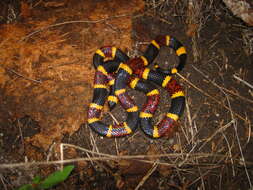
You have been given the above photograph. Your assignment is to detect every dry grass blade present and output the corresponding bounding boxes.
[188,169,212,188]
[197,159,205,190]
[176,73,249,124]
[225,93,252,188]
[221,133,235,176]
[89,127,100,165]
[198,120,235,151]
[3,142,250,169]
[192,65,253,104]
[178,143,198,167]
[0,174,8,190]
[246,119,252,144]
[46,142,56,162]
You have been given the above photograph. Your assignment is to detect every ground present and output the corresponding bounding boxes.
[0,0,252,190]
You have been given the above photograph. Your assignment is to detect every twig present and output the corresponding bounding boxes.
[60,143,64,171]
[196,158,206,190]
[115,138,119,155]
[176,73,249,124]
[46,142,56,162]
[108,112,120,125]
[6,67,42,83]
[178,143,198,167]
[31,0,43,8]
[246,118,251,144]
[179,119,189,144]
[198,120,235,151]
[0,174,8,190]
[20,14,134,42]
[188,169,211,188]
[1,154,252,169]
[2,142,248,169]
[185,97,194,143]
[192,65,253,104]
[17,120,25,155]
[176,132,183,160]
[89,127,100,165]
[134,162,158,190]
[227,99,252,188]
[221,133,235,176]
[233,74,253,90]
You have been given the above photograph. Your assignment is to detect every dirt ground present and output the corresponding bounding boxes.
[0,0,252,189]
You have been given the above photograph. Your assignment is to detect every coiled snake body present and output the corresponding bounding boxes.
[87,35,187,138]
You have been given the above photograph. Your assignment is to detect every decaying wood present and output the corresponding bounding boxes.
[223,0,253,26]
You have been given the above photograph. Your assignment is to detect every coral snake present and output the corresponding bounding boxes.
[87,35,187,138]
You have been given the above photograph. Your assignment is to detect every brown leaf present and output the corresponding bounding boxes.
[173,144,182,152]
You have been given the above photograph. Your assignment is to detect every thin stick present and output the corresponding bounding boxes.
[20,14,133,41]
[185,97,194,143]
[89,128,100,166]
[134,162,158,190]
[115,138,119,155]
[1,141,245,169]
[1,153,252,169]
[228,103,252,188]
[188,169,211,188]
[192,65,253,104]
[46,142,56,162]
[0,174,8,190]
[198,120,235,151]
[177,132,183,159]
[197,159,206,190]
[6,68,42,83]
[221,85,252,187]
[179,119,189,144]
[176,73,249,124]
[246,118,251,144]
[108,112,120,125]
[233,74,253,89]
[178,143,198,167]
[17,120,25,154]
[219,87,253,104]
[60,143,64,171]
[221,133,235,176]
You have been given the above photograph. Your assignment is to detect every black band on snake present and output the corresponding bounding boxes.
[88,46,139,137]
[87,35,186,138]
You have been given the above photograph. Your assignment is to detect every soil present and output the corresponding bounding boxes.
[0,0,252,190]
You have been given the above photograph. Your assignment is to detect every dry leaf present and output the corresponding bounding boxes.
[173,144,181,152]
